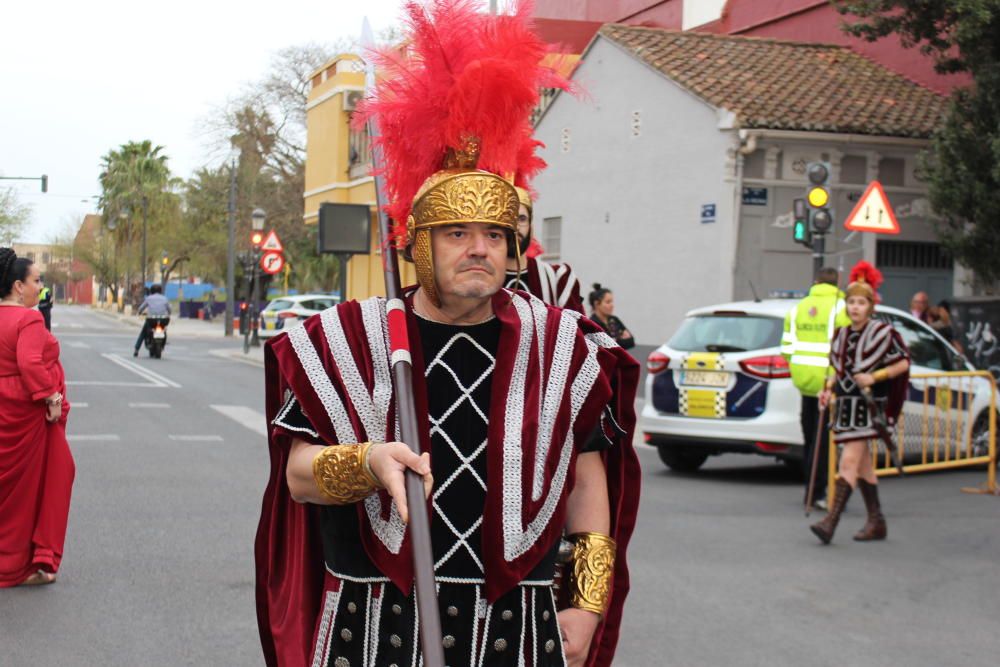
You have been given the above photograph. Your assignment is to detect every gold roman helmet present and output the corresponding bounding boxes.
[405,137,520,306]
[846,279,875,303]
[845,261,882,309]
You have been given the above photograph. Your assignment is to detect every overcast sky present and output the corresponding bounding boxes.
[1,0,403,243]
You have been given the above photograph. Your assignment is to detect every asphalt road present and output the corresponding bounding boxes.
[2,306,997,666]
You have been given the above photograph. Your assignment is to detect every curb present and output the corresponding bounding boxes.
[209,348,265,368]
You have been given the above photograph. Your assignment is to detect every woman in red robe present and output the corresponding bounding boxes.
[0,248,74,587]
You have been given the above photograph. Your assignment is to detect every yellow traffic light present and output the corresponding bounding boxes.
[807,186,829,208]
[251,232,264,246]
[161,256,169,266]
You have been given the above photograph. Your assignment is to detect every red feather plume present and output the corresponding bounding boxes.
[355,0,571,243]
[849,260,883,291]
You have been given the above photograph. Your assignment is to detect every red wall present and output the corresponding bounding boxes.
[534,0,681,24]
[714,1,968,94]
[533,0,968,95]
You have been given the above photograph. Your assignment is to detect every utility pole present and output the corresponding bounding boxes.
[225,159,237,337]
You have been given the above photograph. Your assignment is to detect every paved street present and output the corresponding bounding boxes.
[2,306,998,666]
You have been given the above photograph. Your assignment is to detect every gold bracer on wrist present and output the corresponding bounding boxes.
[312,443,382,504]
[873,368,890,383]
[566,532,617,617]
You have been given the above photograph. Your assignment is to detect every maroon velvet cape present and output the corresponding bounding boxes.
[255,290,640,667]
[521,257,585,315]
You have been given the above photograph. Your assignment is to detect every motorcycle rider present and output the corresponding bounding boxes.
[134,284,171,357]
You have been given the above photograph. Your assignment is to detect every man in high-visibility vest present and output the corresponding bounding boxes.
[782,267,849,508]
[37,279,53,331]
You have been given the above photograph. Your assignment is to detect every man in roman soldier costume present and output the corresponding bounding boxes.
[505,186,584,314]
[811,261,910,545]
[254,2,641,666]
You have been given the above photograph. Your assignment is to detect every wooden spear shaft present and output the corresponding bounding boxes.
[362,27,445,666]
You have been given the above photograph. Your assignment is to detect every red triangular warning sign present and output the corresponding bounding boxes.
[844,181,900,235]
[260,230,283,252]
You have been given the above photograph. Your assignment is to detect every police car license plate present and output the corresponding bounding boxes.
[153,329,166,339]
[681,370,728,387]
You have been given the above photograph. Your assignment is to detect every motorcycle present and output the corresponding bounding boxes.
[143,316,169,358]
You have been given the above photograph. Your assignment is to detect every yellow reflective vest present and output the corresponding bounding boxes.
[781,283,850,397]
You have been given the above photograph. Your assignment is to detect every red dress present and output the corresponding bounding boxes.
[0,306,74,587]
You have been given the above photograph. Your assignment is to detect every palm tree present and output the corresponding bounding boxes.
[98,141,172,307]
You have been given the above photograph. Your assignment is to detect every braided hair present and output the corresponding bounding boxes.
[0,248,34,299]
[588,283,612,311]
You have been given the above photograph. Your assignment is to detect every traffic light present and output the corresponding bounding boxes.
[161,251,169,267]
[806,162,834,234]
[40,174,48,193]
[251,231,264,247]
[792,198,811,247]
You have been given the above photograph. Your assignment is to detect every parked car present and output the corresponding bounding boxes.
[258,294,340,339]
[641,299,996,473]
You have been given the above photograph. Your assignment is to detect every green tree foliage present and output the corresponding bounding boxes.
[834,0,1000,285]
[0,188,32,245]
[98,140,181,303]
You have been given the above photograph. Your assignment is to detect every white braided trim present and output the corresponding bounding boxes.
[321,306,382,440]
[533,309,577,500]
[501,294,604,562]
[287,324,357,444]
[311,589,341,667]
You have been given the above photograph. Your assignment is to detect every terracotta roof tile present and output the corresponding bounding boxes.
[599,25,947,138]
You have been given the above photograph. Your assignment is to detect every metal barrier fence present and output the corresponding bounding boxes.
[828,370,998,499]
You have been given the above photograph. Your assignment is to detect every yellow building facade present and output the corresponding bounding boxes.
[304,53,414,301]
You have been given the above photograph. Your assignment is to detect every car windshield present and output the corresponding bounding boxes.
[265,299,294,311]
[668,315,783,352]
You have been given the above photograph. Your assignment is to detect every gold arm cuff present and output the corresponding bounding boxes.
[873,368,890,383]
[566,532,617,617]
[312,443,382,504]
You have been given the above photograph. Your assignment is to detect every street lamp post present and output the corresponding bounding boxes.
[225,159,237,337]
[119,210,130,312]
[104,216,118,305]
[249,208,266,349]
[141,194,149,292]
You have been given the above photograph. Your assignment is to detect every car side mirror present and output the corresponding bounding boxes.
[951,352,968,370]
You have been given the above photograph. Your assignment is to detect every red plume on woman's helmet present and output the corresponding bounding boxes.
[849,260,883,291]
[354,0,571,244]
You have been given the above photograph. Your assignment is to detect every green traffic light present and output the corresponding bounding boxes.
[793,219,808,242]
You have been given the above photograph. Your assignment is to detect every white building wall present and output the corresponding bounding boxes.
[533,37,737,345]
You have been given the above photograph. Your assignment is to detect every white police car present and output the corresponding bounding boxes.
[259,294,340,339]
[641,300,995,473]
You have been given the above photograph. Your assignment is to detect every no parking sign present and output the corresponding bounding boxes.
[260,251,285,274]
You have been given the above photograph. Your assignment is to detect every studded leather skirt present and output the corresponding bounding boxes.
[310,571,567,667]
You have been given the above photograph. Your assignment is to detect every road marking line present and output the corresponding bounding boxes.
[68,434,121,442]
[128,402,171,408]
[72,402,89,408]
[68,341,91,349]
[66,381,155,387]
[210,405,268,437]
[102,353,182,388]
[168,435,224,442]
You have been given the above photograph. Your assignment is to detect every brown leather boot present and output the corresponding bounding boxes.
[810,478,852,545]
[854,478,887,541]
